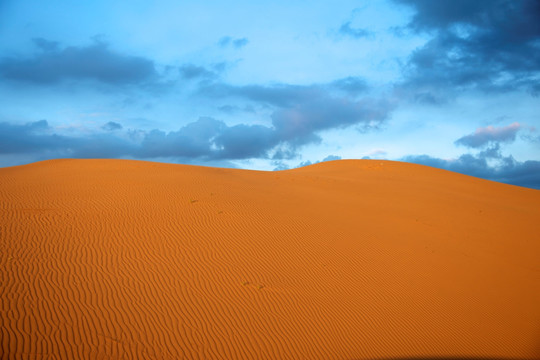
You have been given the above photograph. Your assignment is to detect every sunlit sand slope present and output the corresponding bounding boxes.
[1,159,539,359]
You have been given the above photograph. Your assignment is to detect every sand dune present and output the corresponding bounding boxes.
[1,159,539,359]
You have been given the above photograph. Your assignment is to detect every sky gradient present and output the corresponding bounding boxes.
[1,0,539,188]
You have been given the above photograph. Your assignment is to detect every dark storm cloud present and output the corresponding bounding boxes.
[339,22,372,38]
[394,0,540,96]
[102,121,123,131]
[455,123,521,148]
[0,38,158,86]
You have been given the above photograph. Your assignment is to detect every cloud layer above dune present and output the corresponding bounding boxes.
[0,0,539,187]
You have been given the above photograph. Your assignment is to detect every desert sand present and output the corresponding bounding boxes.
[0,159,539,359]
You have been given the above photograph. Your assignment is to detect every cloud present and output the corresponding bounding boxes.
[218,36,232,47]
[218,36,249,48]
[217,104,255,114]
[402,152,540,189]
[0,89,388,164]
[394,0,540,96]
[455,122,521,148]
[178,64,217,80]
[138,117,225,158]
[270,96,388,146]
[0,118,269,162]
[0,38,158,86]
[339,21,372,38]
[401,122,539,188]
[288,154,343,170]
[0,120,71,154]
[32,38,60,52]
[199,82,391,147]
[136,117,278,160]
[330,77,369,95]
[3,119,539,189]
[322,155,342,162]
[232,38,249,48]
[214,124,277,159]
[395,0,497,31]
[102,121,123,131]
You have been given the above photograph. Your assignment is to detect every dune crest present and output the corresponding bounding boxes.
[1,159,539,359]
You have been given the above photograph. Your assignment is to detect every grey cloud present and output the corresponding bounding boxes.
[139,117,226,158]
[217,104,255,114]
[102,121,123,131]
[179,64,217,80]
[6,78,359,162]
[477,143,503,159]
[0,120,70,154]
[331,77,369,95]
[455,122,521,148]
[394,0,497,31]
[394,0,540,96]
[339,22,372,38]
[0,90,387,165]
[272,162,290,171]
[402,152,540,189]
[0,39,158,86]
[3,119,539,189]
[0,117,279,161]
[271,96,388,146]
[401,120,539,188]
[214,124,277,159]
[32,38,60,52]
[199,82,390,147]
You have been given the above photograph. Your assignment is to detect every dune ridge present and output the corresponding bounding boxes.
[1,159,539,359]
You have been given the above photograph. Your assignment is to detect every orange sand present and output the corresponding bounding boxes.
[1,159,539,359]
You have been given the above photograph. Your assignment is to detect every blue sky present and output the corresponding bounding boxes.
[1,0,539,188]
